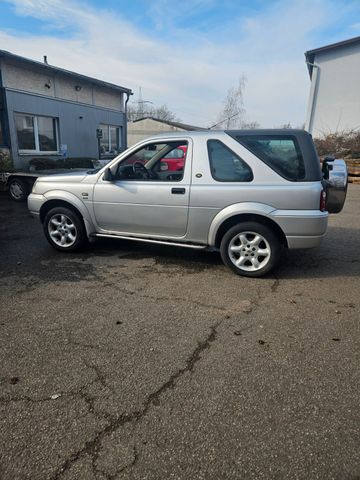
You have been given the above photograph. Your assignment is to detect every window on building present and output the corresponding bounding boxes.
[207,140,253,182]
[99,124,121,157]
[15,114,59,153]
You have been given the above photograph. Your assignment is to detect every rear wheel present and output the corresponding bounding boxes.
[220,222,281,277]
[8,178,28,202]
[43,207,85,252]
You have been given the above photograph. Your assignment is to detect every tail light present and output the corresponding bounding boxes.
[320,189,327,212]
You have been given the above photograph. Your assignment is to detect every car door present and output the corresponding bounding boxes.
[93,139,192,237]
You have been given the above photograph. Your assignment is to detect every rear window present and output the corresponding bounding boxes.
[234,135,306,181]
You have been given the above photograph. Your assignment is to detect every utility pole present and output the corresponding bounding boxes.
[135,87,153,119]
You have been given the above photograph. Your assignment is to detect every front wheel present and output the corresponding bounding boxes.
[220,222,281,277]
[43,207,86,252]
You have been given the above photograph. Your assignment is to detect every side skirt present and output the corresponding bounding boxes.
[93,233,208,250]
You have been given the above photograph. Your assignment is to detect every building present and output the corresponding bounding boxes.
[127,116,205,146]
[305,36,360,137]
[0,50,132,169]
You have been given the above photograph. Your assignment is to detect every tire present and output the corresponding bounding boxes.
[8,178,28,202]
[43,207,86,252]
[220,222,281,277]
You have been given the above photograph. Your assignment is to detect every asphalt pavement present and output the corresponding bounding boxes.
[0,186,359,480]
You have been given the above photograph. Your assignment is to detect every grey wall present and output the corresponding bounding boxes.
[5,90,126,169]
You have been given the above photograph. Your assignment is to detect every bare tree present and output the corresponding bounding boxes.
[152,104,180,122]
[127,103,180,122]
[211,76,259,130]
[212,75,247,129]
[127,103,143,122]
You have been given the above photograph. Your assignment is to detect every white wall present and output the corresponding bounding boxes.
[306,42,360,137]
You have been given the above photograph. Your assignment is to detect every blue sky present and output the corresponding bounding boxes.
[1,0,360,126]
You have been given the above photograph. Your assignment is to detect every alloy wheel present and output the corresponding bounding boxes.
[228,231,271,272]
[48,213,78,248]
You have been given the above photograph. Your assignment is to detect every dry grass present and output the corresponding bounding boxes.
[314,131,360,159]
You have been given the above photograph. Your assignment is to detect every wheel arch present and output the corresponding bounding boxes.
[213,213,288,249]
[40,199,80,222]
[39,195,95,237]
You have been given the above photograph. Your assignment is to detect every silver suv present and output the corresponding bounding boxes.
[28,130,347,277]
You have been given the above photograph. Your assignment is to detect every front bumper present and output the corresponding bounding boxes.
[27,193,45,216]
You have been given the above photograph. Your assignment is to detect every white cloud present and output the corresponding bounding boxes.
[0,0,343,127]
[146,0,217,31]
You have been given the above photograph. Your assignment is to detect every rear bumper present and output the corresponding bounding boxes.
[270,210,328,249]
[286,234,325,249]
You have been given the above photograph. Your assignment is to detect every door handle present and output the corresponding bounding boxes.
[171,188,185,194]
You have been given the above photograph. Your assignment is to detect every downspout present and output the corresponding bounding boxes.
[0,64,12,163]
[123,91,133,150]
[305,61,320,135]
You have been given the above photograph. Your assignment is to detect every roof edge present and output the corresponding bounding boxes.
[305,35,360,78]
[130,116,206,131]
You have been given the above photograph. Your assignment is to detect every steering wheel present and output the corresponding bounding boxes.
[132,161,150,179]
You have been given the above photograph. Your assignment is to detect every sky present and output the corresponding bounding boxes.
[1,0,360,128]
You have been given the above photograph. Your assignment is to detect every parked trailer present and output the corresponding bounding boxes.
[0,169,90,202]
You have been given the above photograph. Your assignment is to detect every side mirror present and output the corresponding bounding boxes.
[103,167,114,182]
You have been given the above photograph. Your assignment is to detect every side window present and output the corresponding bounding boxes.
[207,140,253,182]
[235,135,305,181]
[115,142,188,182]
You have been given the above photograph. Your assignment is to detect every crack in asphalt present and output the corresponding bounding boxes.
[0,390,91,404]
[77,386,115,424]
[2,258,276,479]
[49,322,220,480]
[82,360,115,394]
[98,280,276,316]
[96,445,139,480]
[0,387,110,426]
[0,395,67,404]
[0,364,115,423]
[87,285,228,313]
